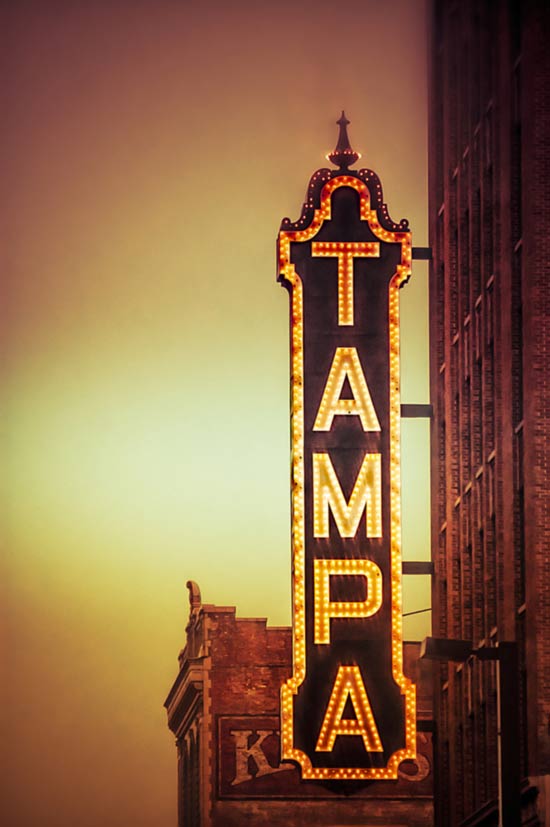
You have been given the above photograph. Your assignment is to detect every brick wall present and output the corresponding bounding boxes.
[166,591,433,827]
[428,1,550,824]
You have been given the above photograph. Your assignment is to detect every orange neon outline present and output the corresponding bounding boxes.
[278,175,416,780]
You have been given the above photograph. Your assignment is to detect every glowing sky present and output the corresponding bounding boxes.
[3,1,429,824]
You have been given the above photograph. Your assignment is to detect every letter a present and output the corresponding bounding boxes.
[316,666,383,753]
[314,347,380,432]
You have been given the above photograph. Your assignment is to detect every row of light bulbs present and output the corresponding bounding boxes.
[313,346,381,432]
[313,558,383,645]
[313,452,382,539]
[312,241,380,326]
[315,665,383,752]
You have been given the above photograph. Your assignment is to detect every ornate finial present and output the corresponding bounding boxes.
[327,111,360,170]
[186,580,202,612]
[184,580,203,656]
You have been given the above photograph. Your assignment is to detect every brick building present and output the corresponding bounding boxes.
[164,582,433,827]
[428,1,550,824]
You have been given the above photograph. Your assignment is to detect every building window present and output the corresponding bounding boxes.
[516,610,528,777]
[474,468,485,642]
[512,244,523,428]
[483,161,494,280]
[514,425,525,606]
[483,105,493,169]
[441,684,451,825]
[485,281,495,456]
[450,181,459,337]
[474,297,482,362]
[455,670,465,821]
[440,527,448,638]
[485,279,494,347]
[453,503,462,640]
[486,458,497,634]
[461,205,470,321]
[463,318,471,380]
[472,187,481,297]
[462,490,473,641]
[437,207,446,368]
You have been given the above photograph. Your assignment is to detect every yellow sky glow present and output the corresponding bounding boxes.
[3,1,429,824]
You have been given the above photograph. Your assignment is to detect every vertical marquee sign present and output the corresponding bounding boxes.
[278,114,416,780]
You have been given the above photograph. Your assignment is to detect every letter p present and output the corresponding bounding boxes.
[314,558,383,644]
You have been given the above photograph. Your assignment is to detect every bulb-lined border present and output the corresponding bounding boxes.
[278,175,416,780]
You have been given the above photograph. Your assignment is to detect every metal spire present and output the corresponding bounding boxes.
[327,111,360,170]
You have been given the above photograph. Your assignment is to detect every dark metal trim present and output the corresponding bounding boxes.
[402,561,435,575]
[412,246,432,260]
[401,403,433,418]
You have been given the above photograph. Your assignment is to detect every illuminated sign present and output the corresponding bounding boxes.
[277,114,416,780]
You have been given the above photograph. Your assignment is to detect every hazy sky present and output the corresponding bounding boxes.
[2,1,429,824]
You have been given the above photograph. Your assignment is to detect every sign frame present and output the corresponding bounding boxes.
[278,158,416,781]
